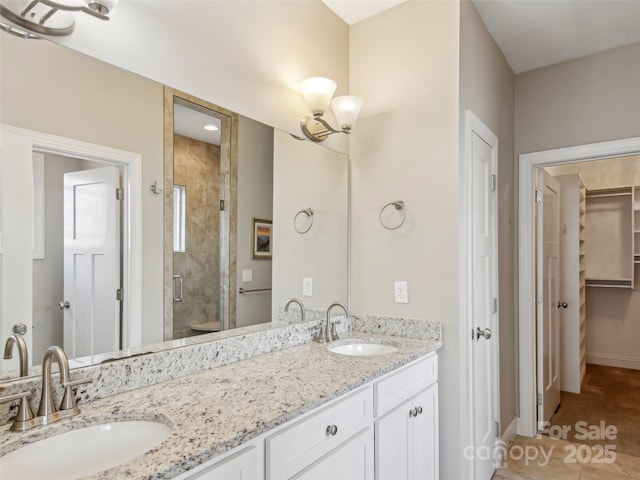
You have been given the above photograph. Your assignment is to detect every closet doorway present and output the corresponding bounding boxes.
[518,136,640,440]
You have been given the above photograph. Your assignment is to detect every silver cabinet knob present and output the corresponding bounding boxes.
[12,323,28,335]
[58,301,70,310]
[326,424,338,436]
[410,407,418,417]
[416,406,423,415]
[475,327,492,340]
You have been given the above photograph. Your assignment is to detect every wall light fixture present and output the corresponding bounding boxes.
[299,77,364,143]
[0,0,118,37]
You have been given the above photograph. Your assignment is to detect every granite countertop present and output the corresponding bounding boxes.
[0,331,441,479]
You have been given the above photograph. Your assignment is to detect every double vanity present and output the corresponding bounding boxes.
[0,316,441,479]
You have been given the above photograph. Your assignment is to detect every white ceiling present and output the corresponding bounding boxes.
[174,103,221,146]
[323,0,640,74]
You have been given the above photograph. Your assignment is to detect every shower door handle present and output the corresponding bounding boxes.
[173,274,183,303]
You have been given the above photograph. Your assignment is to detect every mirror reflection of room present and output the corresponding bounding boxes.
[0,30,348,378]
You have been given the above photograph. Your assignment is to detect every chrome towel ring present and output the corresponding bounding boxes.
[294,208,314,234]
[380,200,406,230]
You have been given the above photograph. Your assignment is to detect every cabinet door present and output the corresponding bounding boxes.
[181,446,260,480]
[293,428,373,480]
[375,398,410,480]
[409,384,438,480]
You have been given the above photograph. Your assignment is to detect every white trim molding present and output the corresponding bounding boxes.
[518,135,640,437]
[0,124,143,350]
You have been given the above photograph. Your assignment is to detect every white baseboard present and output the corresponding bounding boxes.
[586,353,640,371]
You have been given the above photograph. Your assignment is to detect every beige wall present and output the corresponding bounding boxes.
[49,1,350,152]
[236,116,274,328]
[546,157,640,370]
[0,32,165,345]
[459,1,516,434]
[515,42,640,156]
[272,130,348,317]
[349,1,461,477]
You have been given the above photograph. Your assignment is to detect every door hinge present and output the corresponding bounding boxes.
[535,190,542,203]
[116,289,123,301]
[492,297,498,314]
[116,188,124,200]
[219,199,225,211]
[537,393,543,406]
[489,174,497,192]
[495,421,500,438]
[536,291,543,304]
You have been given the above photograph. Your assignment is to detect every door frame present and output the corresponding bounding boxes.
[0,124,142,354]
[517,135,640,437]
[459,110,500,478]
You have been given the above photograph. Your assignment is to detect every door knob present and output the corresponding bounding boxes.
[557,301,568,309]
[58,301,70,310]
[475,327,492,341]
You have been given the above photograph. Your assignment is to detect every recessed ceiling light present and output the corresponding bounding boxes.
[203,124,219,132]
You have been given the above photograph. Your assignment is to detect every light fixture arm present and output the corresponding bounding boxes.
[20,0,108,19]
[300,113,350,143]
[0,0,113,37]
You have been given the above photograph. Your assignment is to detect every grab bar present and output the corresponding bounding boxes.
[173,274,183,302]
[238,287,272,294]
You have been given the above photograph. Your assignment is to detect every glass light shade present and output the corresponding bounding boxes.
[330,95,364,130]
[300,77,337,115]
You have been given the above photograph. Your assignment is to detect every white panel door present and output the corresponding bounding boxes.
[471,130,499,480]
[63,166,121,358]
[536,169,561,428]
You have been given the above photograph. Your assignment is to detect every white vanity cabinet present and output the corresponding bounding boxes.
[374,353,439,480]
[175,353,438,480]
[266,386,374,480]
[174,443,263,480]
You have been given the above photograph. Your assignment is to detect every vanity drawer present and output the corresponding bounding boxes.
[266,386,373,480]
[374,353,437,417]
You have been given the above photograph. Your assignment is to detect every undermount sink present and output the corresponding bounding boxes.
[1,420,173,480]
[329,342,398,356]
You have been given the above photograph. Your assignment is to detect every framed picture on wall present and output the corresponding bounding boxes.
[252,218,272,259]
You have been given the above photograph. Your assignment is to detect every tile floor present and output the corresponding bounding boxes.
[492,434,640,480]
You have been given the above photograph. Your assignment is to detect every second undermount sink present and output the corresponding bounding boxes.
[1,420,173,480]
[330,342,398,356]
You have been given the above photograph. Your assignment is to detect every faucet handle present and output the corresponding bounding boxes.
[59,377,93,413]
[330,320,341,342]
[0,390,37,431]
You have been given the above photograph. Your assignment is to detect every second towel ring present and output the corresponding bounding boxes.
[380,200,406,230]
[294,208,314,234]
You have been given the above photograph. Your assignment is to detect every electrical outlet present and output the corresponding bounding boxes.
[242,269,253,282]
[302,277,313,296]
[394,281,408,304]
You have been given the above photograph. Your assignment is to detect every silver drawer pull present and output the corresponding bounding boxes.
[409,407,418,417]
[417,406,423,415]
[326,424,338,436]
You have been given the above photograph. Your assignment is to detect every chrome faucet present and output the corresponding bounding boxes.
[4,334,29,377]
[316,301,350,343]
[284,298,305,322]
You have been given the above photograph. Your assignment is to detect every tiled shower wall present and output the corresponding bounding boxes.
[172,134,221,338]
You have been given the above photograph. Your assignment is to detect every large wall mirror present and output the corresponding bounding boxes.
[0,31,349,382]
